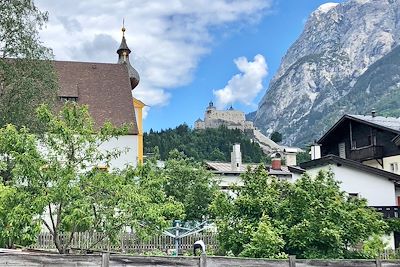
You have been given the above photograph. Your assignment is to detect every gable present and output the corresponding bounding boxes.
[319,115,400,145]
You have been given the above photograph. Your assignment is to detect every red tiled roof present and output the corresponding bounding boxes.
[53,61,138,134]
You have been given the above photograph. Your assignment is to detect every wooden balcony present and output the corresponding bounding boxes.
[372,206,399,219]
[350,145,383,161]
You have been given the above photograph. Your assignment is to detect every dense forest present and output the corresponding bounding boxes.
[144,124,267,163]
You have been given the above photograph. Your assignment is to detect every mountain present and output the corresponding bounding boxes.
[254,0,400,146]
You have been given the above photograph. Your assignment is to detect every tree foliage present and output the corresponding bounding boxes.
[239,215,286,258]
[296,150,311,164]
[211,168,386,258]
[163,150,218,222]
[270,131,282,143]
[0,103,183,253]
[145,124,266,163]
[0,0,58,130]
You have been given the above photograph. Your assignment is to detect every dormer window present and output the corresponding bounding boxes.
[59,96,78,102]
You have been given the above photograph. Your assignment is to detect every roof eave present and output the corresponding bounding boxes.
[300,155,400,182]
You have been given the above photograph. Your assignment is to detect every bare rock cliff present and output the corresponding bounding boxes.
[254,0,400,146]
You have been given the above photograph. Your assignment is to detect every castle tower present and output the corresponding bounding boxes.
[117,24,140,90]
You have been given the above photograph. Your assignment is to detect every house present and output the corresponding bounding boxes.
[206,144,292,191]
[52,26,144,169]
[317,111,400,173]
[292,111,400,249]
[290,155,400,249]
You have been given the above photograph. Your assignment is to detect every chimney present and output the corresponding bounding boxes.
[231,143,242,171]
[371,108,376,118]
[310,143,321,160]
[271,158,282,170]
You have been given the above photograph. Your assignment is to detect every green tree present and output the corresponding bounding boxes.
[0,0,58,130]
[0,183,41,248]
[163,150,218,222]
[211,167,386,258]
[144,125,266,163]
[0,103,183,253]
[296,150,311,164]
[0,124,43,248]
[281,171,385,258]
[270,131,282,143]
[361,234,388,259]
[239,215,286,258]
[210,148,226,161]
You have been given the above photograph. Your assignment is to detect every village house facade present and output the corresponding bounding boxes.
[292,111,400,249]
[317,111,400,173]
[206,144,293,192]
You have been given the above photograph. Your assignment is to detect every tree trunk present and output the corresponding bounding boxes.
[53,231,63,254]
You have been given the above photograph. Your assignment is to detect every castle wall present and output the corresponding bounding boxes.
[194,104,255,132]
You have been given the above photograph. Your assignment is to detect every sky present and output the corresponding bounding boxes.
[36,0,345,132]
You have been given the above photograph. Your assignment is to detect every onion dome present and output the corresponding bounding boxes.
[117,25,140,90]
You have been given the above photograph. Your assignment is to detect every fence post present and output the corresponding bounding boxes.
[375,258,382,267]
[289,255,296,267]
[200,253,207,267]
[101,252,110,267]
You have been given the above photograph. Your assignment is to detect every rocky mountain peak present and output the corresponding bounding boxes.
[314,2,339,14]
[254,0,400,146]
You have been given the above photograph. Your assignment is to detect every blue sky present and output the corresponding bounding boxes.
[37,0,345,132]
[145,0,345,132]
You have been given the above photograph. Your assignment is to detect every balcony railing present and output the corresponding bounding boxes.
[350,145,383,161]
[372,206,399,218]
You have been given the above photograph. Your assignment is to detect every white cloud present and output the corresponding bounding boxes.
[35,0,272,114]
[213,54,268,108]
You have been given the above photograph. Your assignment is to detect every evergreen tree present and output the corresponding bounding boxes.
[144,125,267,163]
[270,131,283,143]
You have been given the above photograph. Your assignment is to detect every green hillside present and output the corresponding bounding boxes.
[144,124,267,163]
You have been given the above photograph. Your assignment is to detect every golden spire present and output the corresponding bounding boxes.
[122,18,126,36]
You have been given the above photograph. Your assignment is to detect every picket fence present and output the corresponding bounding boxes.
[29,231,218,254]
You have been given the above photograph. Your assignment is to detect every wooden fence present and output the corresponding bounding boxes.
[1,252,400,267]
[29,231,218,254]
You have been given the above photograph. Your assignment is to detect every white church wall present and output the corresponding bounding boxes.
[98,135,138,170]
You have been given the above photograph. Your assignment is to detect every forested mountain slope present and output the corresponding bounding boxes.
[144,124,266,163]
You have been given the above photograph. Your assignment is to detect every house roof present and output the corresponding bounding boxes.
[393,135,400,146]
[287,165,306,174]
[205,161,292,176]
[318,114,400,144]
[298,155,400,182]
[205,161,257,174]
[349,115,400,132]
[53,60,138,134]
[268,167,293,176]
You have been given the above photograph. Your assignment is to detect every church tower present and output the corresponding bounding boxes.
[117,24,140,90]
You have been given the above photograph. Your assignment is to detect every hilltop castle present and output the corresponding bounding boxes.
[194,102,302,165]
[194,101,254,131]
